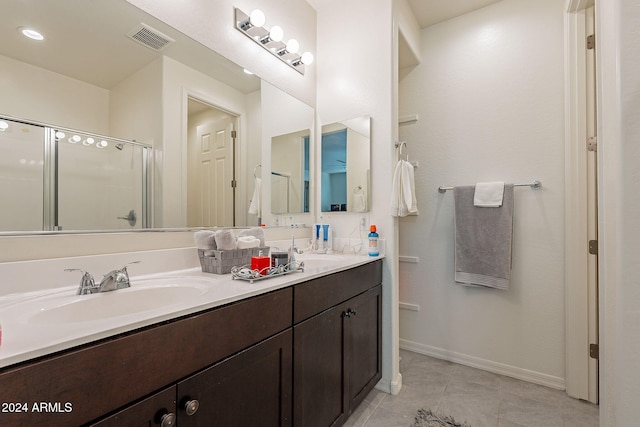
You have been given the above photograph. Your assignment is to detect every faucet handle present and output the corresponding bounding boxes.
[65,268,96,295]
[119,260,141,271]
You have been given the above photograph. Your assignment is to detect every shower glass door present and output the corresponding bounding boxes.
[56,130,149,231]
[0,118,45,231]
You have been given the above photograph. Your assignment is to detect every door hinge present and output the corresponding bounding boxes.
[231,130,237,139]
[231,179,237,188]
[590,343,599,359]
[588,239,598,255]
[587,136,597,152]
[586,34,595,50]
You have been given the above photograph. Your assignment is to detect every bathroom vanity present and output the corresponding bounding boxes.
[0,258,382,426]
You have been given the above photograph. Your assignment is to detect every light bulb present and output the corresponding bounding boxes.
[269,26,284,42]
[83,137,95,146]
[69,135,81,144]
[0,121,9,132]
[97,140,108,148]
[55,131,66,139]
[249,9,266,27]
[19,27,44,41]
[301,52,314,65]
[286,39,299,54]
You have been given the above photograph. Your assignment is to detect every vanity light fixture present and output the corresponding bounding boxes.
[235,8,314,74]
[68,135,81,144]
[82,137,95,146]
[97,140,108,148]
[18,27,44,41]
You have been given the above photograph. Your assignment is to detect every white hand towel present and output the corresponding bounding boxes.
[193,230,217,250]
[248,177,262,215]
[474,181,505,207]
[214,229,237,250]
[352,188,366,212]
[391,160,418,217]
[237,236,260,249]
[402,160,418,216]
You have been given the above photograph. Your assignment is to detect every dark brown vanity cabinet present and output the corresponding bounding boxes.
[293,261,382,427]
[176,329,292,427]
[0,260,382,427]
[0,288,292,426]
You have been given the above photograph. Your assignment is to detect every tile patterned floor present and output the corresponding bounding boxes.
[344,350,599,427]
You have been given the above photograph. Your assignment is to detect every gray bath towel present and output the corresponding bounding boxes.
[453,184,514,290]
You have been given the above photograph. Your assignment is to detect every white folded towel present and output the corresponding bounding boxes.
[248,177,262,216]
[193,230,217,250]
[214,229,237,250]
[390,160,418,217]
[474,181,505,207]
[238,227,265,247]
[237,236,260,249]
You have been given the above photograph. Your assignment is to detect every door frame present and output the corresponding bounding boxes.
[181,88,243,226]
[564,0,598,403]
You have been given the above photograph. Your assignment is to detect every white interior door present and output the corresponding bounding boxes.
[565,0,598,404]
[585,5,599,404]
[195,117,234,227]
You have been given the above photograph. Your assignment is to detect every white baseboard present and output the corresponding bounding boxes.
[399,339,565,390]
[376,373,403,395]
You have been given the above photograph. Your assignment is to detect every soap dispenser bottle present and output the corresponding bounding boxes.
[368,225,379,256]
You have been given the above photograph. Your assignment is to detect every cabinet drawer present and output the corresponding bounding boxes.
[0,287,292,426]
[294,260,382,323]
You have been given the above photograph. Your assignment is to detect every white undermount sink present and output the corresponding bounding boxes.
[15,277,212,325]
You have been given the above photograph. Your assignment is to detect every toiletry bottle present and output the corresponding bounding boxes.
[368,225,379,256]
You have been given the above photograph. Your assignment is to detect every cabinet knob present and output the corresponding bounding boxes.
[159,412,177,427]
[183,399,200,416]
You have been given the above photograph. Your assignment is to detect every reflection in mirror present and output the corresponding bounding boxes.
[0,118,44,231]
[321,116,371,212]
[0,116,151,231]
[0,0,314,233]
[271,130,311,214]
[261,81,314,226]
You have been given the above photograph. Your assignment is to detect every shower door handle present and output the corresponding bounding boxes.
[118,209,137,226]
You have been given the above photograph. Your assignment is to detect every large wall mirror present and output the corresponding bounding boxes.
[321,116,371,212]
[0,0,314,233]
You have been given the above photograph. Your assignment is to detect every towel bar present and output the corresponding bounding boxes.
[438,180,542,194]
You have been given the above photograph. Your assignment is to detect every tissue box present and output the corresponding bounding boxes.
[198,247,270,274]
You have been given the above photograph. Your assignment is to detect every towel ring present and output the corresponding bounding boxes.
[394,141,408,161]
[253,164,262,178]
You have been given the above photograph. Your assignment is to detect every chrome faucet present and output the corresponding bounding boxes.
[66,261,140,295]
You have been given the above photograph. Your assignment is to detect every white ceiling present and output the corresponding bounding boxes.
[2,0,259,93]
[408,0,503,28]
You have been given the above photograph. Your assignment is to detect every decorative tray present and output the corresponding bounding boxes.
[230,261,305,283]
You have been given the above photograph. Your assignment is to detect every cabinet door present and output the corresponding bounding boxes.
[346,285,382,410]
[177,329,292,427]
[89,386,176,427]
[293,302,349,427]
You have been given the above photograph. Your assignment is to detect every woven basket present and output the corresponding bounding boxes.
[198,247,270,274]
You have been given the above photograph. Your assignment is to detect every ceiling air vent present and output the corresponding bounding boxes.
[127,23,175,51]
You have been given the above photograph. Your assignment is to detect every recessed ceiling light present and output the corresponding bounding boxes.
[19,27,44,41]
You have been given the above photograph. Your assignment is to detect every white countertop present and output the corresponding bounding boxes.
[0,253,383,369]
